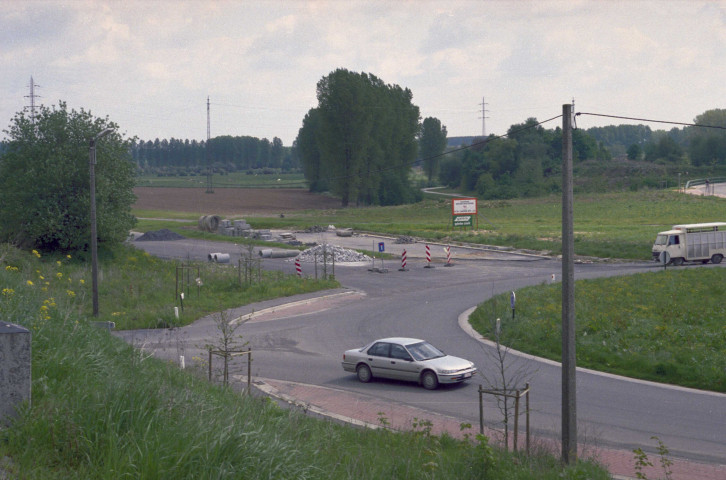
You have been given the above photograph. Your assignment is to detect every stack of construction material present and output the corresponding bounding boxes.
[295,244,371,263]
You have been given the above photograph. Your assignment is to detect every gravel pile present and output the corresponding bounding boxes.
[395,235,416,244]
[295,244,372,263]
[301,225,328,233]
[135,229,186,241]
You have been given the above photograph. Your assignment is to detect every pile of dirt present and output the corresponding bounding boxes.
[135,229,186,241]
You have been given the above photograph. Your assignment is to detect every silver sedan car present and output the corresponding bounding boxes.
[342,337,477,390]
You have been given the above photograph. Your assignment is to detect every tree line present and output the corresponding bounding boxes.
[131,135,299,175]
[437,109,726,199]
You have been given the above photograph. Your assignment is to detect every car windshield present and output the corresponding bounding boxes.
[654,234,668,246]
[406,341,445,361]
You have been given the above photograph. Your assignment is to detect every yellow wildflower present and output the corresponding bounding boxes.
[66,290,75,298]
[1,288,14,296]
[32,250,40,258]
[26,280,34,286]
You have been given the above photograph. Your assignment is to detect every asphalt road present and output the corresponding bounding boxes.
[122,232,726,465]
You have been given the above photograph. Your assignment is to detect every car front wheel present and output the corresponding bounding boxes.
[356,364,372,383]
[421,371,439,390]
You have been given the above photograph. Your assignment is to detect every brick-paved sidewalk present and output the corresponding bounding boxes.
[253,377,726,480]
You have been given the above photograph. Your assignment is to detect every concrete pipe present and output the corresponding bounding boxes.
[214,253,230,263]
[259,249,299,258]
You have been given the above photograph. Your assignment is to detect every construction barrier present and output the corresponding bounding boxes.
[444,246,453,267]
[399,249,408,271]
[424,245,434,268]
[295,257,302,277]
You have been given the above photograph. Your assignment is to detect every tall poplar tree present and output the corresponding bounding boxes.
[298,68,420,206]
[419,117,448,183]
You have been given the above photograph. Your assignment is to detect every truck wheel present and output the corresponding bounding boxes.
[711,254,723,264]
[671,257,684,266]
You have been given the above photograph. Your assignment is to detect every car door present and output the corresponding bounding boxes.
[389,343,420,381]
[365,342,392,378]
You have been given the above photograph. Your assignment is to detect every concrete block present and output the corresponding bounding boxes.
[0,322,31,425]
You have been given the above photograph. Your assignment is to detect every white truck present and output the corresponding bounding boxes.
[652,222,726,265]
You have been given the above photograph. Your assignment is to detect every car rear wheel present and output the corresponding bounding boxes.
[712,254,723,264]
[421,371,439,390]
[356,364,372,383]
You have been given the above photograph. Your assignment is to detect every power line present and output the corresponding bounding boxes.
[576,112,726,130]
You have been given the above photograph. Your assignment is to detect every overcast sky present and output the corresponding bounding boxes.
[2,0,724,146]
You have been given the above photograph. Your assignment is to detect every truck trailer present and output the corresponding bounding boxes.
[652,222,726,265]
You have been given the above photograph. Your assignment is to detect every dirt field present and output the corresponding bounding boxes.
[133,187,342,216]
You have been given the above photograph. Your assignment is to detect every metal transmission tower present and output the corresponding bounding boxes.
[24,76,41,123]
[205,96,214,193]
[479,96,489,137]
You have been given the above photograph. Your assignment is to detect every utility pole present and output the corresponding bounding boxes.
[561,103,577,464]
[24,76,41,124]
[479,96,489,137]
[205,96,214,193]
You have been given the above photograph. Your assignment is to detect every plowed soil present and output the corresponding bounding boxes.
[133,187,341,216]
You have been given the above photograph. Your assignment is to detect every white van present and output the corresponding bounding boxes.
[652,222,726,265]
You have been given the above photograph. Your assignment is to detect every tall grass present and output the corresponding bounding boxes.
[59,243,337,330]
[470,268,726,392]
[0,243,610,478]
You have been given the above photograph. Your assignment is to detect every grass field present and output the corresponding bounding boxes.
[470,268,726,392]
[134,188,726,260]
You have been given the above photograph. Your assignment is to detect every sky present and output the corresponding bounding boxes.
[1,0,725,146]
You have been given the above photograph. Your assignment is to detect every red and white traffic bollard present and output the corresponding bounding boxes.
[295,257,302,277]
[424,244,434,268]
[444,246,453,267]
[399,249,408,271]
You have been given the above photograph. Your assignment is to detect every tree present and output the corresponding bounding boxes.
[300,68,420,207]
[627,143,642,160]
[688,109,726,166]
[419,117,448,183]
[0,102,136,252]
[644,135,684,163]
[297,109,327,192]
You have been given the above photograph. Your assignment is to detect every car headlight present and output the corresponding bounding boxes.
[438,369,458,375]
